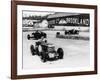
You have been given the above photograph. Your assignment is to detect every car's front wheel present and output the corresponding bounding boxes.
[44,33,47,38]
[57,48,64,59]
[56,32,60,37]
[30,45,35,55]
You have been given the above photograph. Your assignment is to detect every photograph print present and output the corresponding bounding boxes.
[11,1,97,79]
[22,11,90,69]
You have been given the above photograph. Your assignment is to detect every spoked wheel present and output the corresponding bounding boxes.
[27,34,30,40]
[57,48,64,59]
[30,45,35,55]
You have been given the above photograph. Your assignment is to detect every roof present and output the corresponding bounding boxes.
[47,12,79,19]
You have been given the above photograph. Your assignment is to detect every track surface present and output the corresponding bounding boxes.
[22,31,90,70]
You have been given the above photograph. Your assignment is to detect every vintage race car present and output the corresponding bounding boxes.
[64,29,79,35]
[30,40,64,62]
[55,29,89,40]
[27,30,47,40]
[56,29,79,37]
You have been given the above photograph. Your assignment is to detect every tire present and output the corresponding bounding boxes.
[44,33,47,38]
[30,45,35,55]
[57,48,64,59]
[56,32,60,37]
[65,30,68,35]
[27,34,30,40]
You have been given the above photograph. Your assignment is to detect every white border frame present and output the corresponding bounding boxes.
[17,5,95,75]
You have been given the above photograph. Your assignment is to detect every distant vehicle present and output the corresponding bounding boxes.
[56,29,79,37]
[64,29,79,35]
[27,30,47,40]
[30,40,64,62]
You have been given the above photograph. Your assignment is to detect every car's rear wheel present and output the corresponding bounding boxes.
[57,48,64,59]
[30,45,35,55]
[27,34,30,40]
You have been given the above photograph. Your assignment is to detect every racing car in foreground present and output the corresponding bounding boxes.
[27,30,47,40]
[30,40,64,62]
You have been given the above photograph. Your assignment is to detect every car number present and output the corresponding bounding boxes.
[49,53,55,58]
